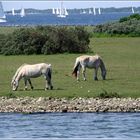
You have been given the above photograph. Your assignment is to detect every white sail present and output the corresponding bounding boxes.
[93,7,96,15]
[82,9,86,14]
[0,1,6,22]
[12,8,15,16]
[132,7,134,13]
[89,8,92,14]
[56,8,59,15]
[52,8,55,14]
[98,8,101,15]
[20,7,25,17]
[64,8,68,16]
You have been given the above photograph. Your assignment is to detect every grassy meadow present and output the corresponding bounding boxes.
[0,37,140,98]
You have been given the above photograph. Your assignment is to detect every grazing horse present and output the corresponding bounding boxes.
[11,63,53,91]
[72,55,106,81]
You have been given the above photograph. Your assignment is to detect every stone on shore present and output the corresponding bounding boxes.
[0,97,140,113]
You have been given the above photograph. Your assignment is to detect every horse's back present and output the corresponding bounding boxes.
[18,63,51,77]
[77,55,100,63]
[76,54,102,68]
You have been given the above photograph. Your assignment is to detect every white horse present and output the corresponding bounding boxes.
[72,54,106,81]
[11,63,53,91]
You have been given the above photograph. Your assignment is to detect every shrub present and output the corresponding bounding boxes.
[0,26,91,55]
[93,14,140,37]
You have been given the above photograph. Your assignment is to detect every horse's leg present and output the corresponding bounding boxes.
[28,79,34,90]
[45,80,53,90]
[94,68,98,81]
[24,78,28,90]
[77,66,81,81]
[44,75,53,90]
[82,66,86,81]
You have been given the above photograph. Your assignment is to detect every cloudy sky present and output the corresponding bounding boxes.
[2,1,140,11]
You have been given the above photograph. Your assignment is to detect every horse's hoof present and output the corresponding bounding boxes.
[45,88,49,91]
[31,87,34,90]
[94,77,98,81]
[77,79,80,82]
[50,86,53,90]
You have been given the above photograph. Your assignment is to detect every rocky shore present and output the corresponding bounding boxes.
[0,97,140,113]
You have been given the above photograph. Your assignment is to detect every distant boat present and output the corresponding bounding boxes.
[20,7,25,17]
[132,7,135,13]
[57,1,67,18]
[82,9,86,14]
[52,8,56,14]
[0,1,6,22]
[93,7,96,15]
[64,8,68,16]
[98,8,101,15]
[12,8,15,16]
[56,8,59,15]
[88,8,92,14]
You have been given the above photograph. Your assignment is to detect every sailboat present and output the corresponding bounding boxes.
[12,8,15,16]
[132,7,135,14]
[57,1,68,18]
[93,7,96,15]
[0,1,6,22]
[98,8,101,15]
[20,7,25,17]
[56,8,59,15]
[64,8,68,16]
[89,8,92,14]
[82,9,86,14]
[52,8,56,14]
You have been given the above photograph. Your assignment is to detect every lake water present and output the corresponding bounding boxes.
[0,12,133,26]
[0,113,140,138]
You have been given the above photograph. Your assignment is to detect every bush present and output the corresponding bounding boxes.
[0,26,90,55]
[119,14,140,22]
[93,14,140,37]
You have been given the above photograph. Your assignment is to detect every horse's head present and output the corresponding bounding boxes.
[11,80,18,91]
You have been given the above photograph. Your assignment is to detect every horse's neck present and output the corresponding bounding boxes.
[12,65,25,82]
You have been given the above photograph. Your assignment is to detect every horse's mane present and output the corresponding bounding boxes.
[11,64,27,83]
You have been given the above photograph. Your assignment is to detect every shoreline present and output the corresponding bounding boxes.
[0,97,140,113]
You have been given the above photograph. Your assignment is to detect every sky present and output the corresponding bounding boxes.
[2,1,140,11]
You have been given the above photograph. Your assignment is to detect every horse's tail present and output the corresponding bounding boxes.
[47,64,52,79]
[11,64,26,84]
[72,59,80,78]
[99,58,107,80]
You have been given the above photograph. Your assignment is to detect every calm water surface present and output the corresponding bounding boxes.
[0,113,140,138]
[0,12,133,26]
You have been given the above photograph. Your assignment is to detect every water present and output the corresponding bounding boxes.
[0,12,133,26]
[0,113,140,138]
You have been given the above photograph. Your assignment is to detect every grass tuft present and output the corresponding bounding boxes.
[98,89,120,98]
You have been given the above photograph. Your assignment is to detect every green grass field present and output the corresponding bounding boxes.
[0,37,140,98]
